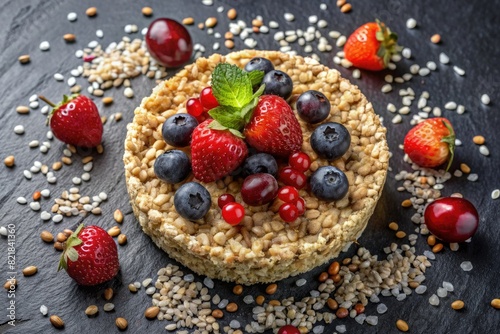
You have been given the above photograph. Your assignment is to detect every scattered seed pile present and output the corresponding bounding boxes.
[3,1,499,333]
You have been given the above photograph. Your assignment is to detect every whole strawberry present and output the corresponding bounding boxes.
[41,94,103,147]
[344,20,401,71]
[58,224,119,286]
[404,117,455,170]
[191,119,248,182]
[244,95,302,157]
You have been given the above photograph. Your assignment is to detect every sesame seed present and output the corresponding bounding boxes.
[460,261,473,271]
[284,13,295,21]
[453,66,465,76]
[444,101,457,110]
[67,12,77,22]
[381,84,393,93]
[402,48,412,59]
[429,294,440,306]
[467,173,478,182]
[203,277,214,289]
[456,105,465,114]
[352,69,361,79]
[96,29,104,38]
[479,145,490,156]
[406,18,417,29]
[426,61,437,70]
[410,64,420,74]
[481,94,491,105]
[336,35,347,47]
[492,189,500,200]
[54,73,64,81]
[392,115,402,124]
[39,41,50,51]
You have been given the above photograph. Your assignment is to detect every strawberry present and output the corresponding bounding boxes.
[344,20,401,71]
[191,119,248,182]
[403,117,455,170]
[40,94,103,147]
[58,224,119,286]
[244,95,302,157]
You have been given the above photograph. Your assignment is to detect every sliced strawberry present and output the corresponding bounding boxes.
[191,119,248,182]
[403,117,455,170]
[244,95,303,157]
[344,20,401,71]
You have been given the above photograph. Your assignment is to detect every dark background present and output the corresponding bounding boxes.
[1,0,500,333]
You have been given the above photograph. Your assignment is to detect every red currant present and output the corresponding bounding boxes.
[289,152,311,172]
[278,186,299,203]
[424,197,479,243]
[279,203,299,223]
[295,197,305,215]
[278,167,307,189]
[200,87,219,111]
[278,325,300,334]
[145,18,193,68]
[218,193,235,209]
[186,98,204,117]
[222,202,245,226]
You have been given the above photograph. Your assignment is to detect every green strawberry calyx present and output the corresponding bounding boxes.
[39,94,80,126]
[440,120,456,172]
[207,63,265,138]
[375,19,402,68]
[57,223,84,271]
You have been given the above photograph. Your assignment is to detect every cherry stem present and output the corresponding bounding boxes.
[38,95,55,107]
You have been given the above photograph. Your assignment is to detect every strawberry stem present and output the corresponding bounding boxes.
[38,95,56,107]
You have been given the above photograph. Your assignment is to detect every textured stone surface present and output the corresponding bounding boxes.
[0,0,499,333]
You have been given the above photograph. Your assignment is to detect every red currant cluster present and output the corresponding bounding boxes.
[277,152,311,223]
[186,87,219,122]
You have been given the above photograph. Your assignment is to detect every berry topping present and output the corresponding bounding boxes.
[58,224,119,286]
[154,150,191,184]
[344,20,401,71]
[218,193,236,209]
[222,202,245,225]
[161,113,198,147]
[279,203,300,223]
[278,186,299,203]
[424,197,479,243]
[40,94,103,148]
[403,117,455,170]
[310,122,351,161]
[186,98,204,117]
[200,86,219,111]
[242,153,278,177]
[278,167,307,190]
[278,325,300,334]
[145,18,193,68]
[288,152,311,172]
[191,119,248,183]
[262,70,293,100]
[241,173,279,206]
[244,95,303,158]
[296,90,331,124]
[309,166,349,201]
[174,182,211,220]
[244,57,275,74]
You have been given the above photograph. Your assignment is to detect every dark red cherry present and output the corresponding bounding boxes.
[145,18,193,68]
[241,173,278,206]
[424,197,479,243]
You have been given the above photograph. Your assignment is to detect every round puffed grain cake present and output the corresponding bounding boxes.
[124,50,389,285]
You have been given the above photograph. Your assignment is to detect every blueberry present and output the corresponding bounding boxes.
[154,150,191,184]
[296,90,331,124]
[310,122,351,161]
[162,113,198,147]
[174,182,211,220]
[244,57,274,74]
[242,153,278,177]
[263,70,293,100]
[309,166,349,201]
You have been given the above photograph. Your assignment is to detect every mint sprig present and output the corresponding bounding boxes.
[208,63,265,134]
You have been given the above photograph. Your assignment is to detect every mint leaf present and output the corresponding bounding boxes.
[207,120,244,138]
[241,84,265,123]
[208,105,245,130]
[212,63,253,108]
[248,70,265,87]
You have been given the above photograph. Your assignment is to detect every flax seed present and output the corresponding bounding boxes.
[104,288,114,301]
[226,302,238,312]
[63,34,76,42]
[227,8,237,20]
[451,300,465,310]
[427,235,436,246]
[61,157,72,165]
[19,54,31,64]
[328,261,340,275]
[182,17,194,25]
[396,231,407,239]
[401,199,412,208]
[460,163,471,174]
[4,155,15,167]
[473,135,485,145]
[340,3,352,13]
[490,299,500,309]
[232,284,243,295]
[102,97,114,105]
[431,34,441,43]
[432,243,444,253]
[118,234,127,245]
[142,7,153,16]
[86,7,97,17]
[396,319,409,332]
[16,106,30,114]
[327,298,338,310]
[336,307,349,318]
[225,40,235,49]
[265,283,277,294]
[212,309,223,318]
[388,222,399,231]
[255,295,265,305]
